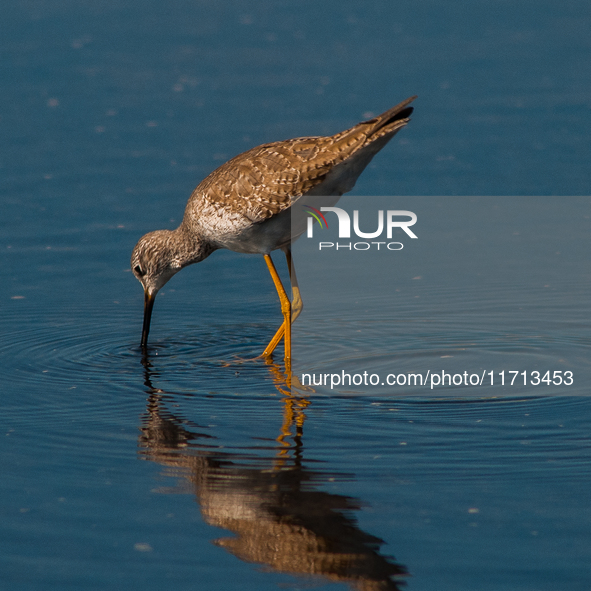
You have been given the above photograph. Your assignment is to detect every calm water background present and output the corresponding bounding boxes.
[2,1,591,589]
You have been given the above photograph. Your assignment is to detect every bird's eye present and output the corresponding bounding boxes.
[134,265,145,277]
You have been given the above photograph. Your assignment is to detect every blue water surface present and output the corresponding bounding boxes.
[2,1,591,590]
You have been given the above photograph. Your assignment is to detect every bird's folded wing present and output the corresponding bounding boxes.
[191,95,415,226]
[193,133,366,225]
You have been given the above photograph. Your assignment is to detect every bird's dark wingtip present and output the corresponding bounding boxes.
[361,95,417,128]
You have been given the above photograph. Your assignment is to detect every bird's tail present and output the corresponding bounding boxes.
[329,95,416,154]
[360,95,416,142]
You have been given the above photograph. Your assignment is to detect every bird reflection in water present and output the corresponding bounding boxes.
[138,355,409,590]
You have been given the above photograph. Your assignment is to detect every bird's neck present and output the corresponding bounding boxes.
[173,224,216,267]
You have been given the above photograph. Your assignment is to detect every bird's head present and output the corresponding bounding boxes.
[131,230,183,297]
[131,229,185,349]
[131,228,213,349]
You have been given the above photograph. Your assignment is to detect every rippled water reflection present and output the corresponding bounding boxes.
[137,361,409,590]
[4,324,591,589]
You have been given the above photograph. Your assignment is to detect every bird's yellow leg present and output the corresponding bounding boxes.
[262,254,291,365]
[262,249,304,364]
[285,246,304,323]
[263,322,286,358]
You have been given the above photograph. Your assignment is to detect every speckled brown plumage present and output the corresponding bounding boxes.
[181,96,416,246]
[131,96,416,350]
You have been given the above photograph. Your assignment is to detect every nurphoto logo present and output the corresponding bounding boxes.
[303,205,418,251]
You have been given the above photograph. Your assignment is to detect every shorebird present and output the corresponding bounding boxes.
[131,96,415,363]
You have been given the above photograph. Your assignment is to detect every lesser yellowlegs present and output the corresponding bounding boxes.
[131,96,415,363]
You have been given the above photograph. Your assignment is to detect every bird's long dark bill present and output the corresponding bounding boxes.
[141,291,156,348]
